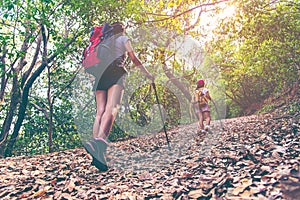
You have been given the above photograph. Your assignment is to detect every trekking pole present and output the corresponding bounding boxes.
[151,82,171,150]
[211,100,224,129]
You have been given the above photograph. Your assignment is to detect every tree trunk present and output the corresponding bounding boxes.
[162,64,192,101]
[0,76,20,157]
[1,29,32,156]
[4,36,77,156]
[5,57,51,156]
[47,64,53,153]
[48,103,54,153]
[0,47,8,102]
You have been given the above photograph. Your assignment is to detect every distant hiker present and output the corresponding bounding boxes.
[193,79,212,133]
[83,22,154,171]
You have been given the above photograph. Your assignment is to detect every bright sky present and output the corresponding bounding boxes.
[169,3,236,69]
[198,3,236,41]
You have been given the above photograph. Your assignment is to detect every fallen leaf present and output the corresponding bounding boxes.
[188,189,205,198]
[31,186,51,198]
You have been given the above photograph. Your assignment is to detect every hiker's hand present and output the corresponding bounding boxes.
[146,73,155,82]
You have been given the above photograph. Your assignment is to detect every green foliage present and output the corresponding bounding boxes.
[4,0,298,156]
[108,81,183,140]
[13,93,81,156]
[207,0,300,116]
[1,0,152,156]
[0,0,89,156]
[129,83,181,128]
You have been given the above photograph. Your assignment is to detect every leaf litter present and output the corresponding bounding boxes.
[0,110,299,199]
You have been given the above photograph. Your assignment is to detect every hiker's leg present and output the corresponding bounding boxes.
[93,90,107,138]
[205,111,211,125]
[97,84,124,139]
[197,111,204,130]
[203,111,211,130]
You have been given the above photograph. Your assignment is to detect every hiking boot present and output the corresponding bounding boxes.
[84,138,108,172]
[204,125,210,131]
[205,125,213,134]
[197,129,206,134]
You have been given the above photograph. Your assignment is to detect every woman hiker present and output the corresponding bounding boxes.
[193,79,212,134]
[84,22,154,171]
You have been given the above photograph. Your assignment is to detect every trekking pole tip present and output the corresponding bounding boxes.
[167,142,172,151]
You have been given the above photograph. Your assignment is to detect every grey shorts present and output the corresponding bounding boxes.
[93,65,127,91]
[194,103,210,113]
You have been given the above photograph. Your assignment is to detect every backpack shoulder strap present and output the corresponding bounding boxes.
[194,88,202,102]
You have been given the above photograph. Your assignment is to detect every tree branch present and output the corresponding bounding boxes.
[31,102,49,120]
[143,0,230,24]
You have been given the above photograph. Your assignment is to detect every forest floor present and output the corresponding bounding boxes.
[0,98,299,199]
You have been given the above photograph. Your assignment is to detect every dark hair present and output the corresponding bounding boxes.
[112,22,125,35]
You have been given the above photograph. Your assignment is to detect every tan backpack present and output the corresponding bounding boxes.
[194,87,208,107]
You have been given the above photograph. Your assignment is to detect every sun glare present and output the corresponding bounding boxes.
[193,3,236,41]
[219,5,236,19]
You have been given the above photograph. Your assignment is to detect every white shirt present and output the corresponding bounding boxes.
[115,35,130,58]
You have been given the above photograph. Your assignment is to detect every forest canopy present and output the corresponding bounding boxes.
[0,0,299,157]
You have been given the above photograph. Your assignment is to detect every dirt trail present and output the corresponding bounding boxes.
[0,111,299,199]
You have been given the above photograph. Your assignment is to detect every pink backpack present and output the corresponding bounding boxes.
[82,26,104,71]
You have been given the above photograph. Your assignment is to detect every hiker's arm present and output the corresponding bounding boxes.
[125,41,154,81]
[191,91,199,105]
[206,91,212,101]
